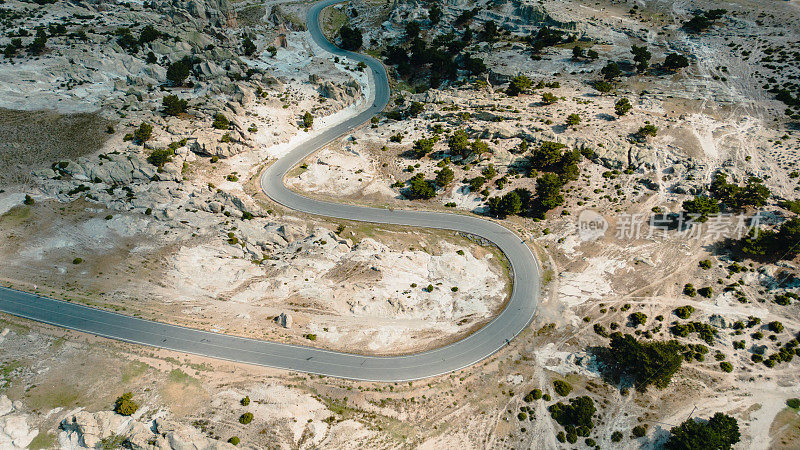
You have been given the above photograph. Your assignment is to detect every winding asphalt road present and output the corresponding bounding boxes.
[0,0,540,382]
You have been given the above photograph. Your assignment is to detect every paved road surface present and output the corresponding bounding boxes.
[0,0,540,382]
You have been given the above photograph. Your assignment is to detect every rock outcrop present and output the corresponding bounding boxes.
[0,395,37,450]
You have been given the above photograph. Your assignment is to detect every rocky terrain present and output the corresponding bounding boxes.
[1,0,800,448]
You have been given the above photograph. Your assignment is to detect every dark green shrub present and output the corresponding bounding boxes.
[664,412,739,449]
[239,412,253,424]
[133,122,153,144]
[553,380,572,396]
[212,114,230,130]
[114,392,139,416]
[147,148,174,168]
[674,305,695,319]
[163,95,188,116]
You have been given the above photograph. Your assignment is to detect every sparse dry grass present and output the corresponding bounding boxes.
[0,108,111,186]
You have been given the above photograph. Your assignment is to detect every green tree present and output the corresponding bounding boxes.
[302,112,314,129]
[212,113,230,130]
[147,148,174,168]
[592,81,614,93]
[629,312,647,327]
[242,36,257,56]
[406,173,436,199]
[468,176,486,192]
[529,141,566,171]
[683,195,720,223]
[548,396,596,429]
[463,53,487,76]
[636,124,658,138]
[470,138,489,156]
[435,166,454,187]
[162,95,188,116]
[506,75,533,96]
[615,98,632,116]
[428,3,442,24]
[664,53,689,71]
[487,191,522,218]
[411,137,436,158]
[571,46,584,60]
[565,113,580,126]
[664,413,740,450]
[743,217,800,261]
[28,28,48,55]
[448,129,471,158]
[239,412,253,424]
[553,380,572,396]
[113,392,139,416]
[541,92,558,104]
[601,61,622,80]
[133,122,153,144]
[532,173,564,218]
[339,25,363,51]
[408,101,425,117]
[166,58,191,85]
[593,333,683,391]
[139,25,160,44]
[630,45,651,73]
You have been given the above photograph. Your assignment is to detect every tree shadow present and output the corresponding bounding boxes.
[595,112,616,121]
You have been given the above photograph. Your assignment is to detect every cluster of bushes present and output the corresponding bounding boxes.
[447,129,487,160]
[683,284,712,298]
[709,173,771,211]
[592,333,683,391]
[523,388,544,402]
[683,9,727,33]
[670,321,716,344]
[116,25,161,54]
[774,292,798,306]
[485,141,583,219]
[147,148,174,169]
[163,95,188,116]
[678,342,709,362]
[740,217,800,261]
[123,122,153,144]
[549,396,596,444]
[338,25,362,51]
[664,412,739,449]
[381,18,490,89]
[759,338,798,368]
[1,26,52,58]
[404,173,436,199]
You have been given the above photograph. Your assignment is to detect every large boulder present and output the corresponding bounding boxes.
[0,396,36,450]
